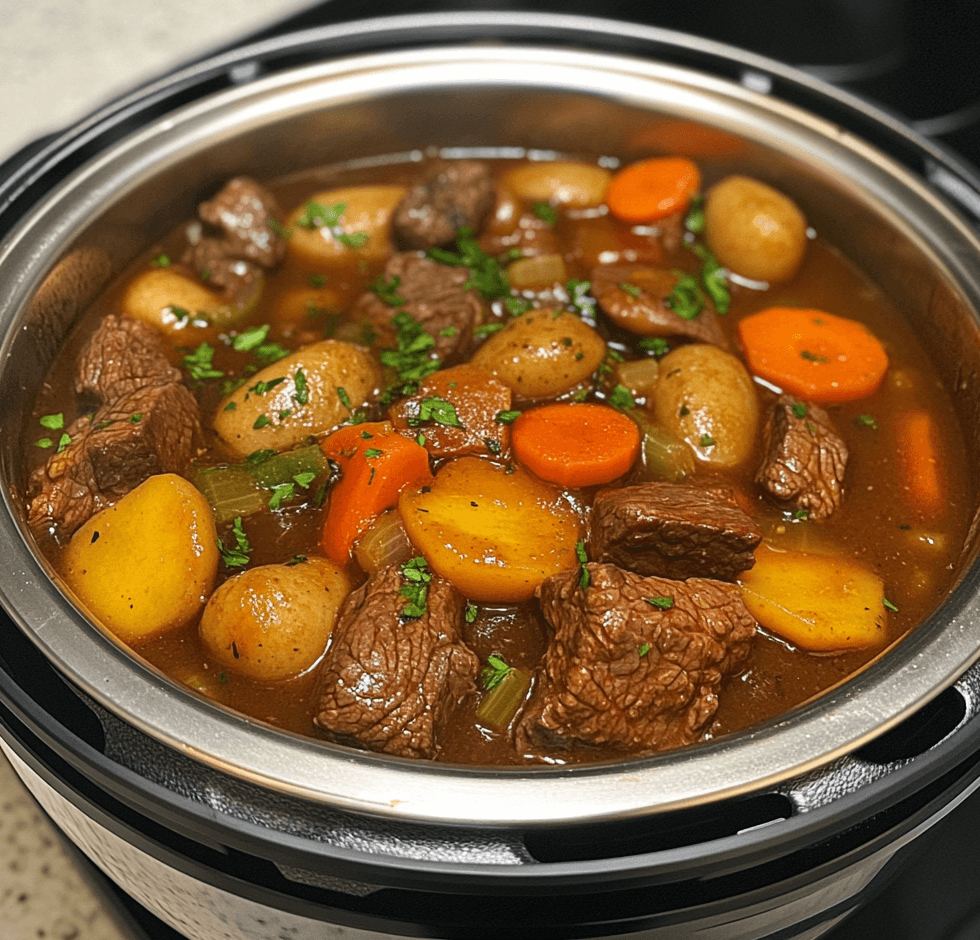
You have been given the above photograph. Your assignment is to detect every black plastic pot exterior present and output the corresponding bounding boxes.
[3,12,980,940]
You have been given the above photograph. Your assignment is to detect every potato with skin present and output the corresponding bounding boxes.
[122,267,260,340]
[285,185,407,266]
[399,457,582,603]
[704,175,807,283]
[62,474,218,644]
[200,557,350,680]
[652,343,759,469]
[503,161,611,209]
[469,309,606,401]
[214,339,380,458]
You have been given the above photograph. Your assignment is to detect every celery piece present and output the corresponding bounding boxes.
[249,444,332,489]
[191,466,268,524]
[630,412,694,482]
[476,668,531,729]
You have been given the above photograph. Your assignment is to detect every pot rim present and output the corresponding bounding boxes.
[3,27,980,828]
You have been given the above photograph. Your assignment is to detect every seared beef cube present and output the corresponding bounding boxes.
[75,314,180,400]
[591,483,761,581]
[315,566,479,759]
[196,176,286,269]
[182,237,264,293]
[393,160,495,249]
[516,564,755,754]
[590,263,729,349]
[756,395,848,520]
[28,381,201,537]
[351,253,484,363]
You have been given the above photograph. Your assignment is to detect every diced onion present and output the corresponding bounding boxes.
[354,510,415,575]
[616,357,661,400]
[507,253,567,290]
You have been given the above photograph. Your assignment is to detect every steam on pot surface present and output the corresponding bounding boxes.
[17,137,974,769]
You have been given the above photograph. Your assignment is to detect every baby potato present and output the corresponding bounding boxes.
[285,185,407,266]
[62,474,218,644]
[121,267,259,339]
[503,161,611,208]
[470,309,605,401]
[200,557,349,681]
[271,284,344,330]
[652,343,760,468]
[214,339,380,458]
[704,175,807,283]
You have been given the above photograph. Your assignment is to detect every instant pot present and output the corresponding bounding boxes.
[4,8,980,939]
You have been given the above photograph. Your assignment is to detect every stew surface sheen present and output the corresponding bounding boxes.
[23,149,972,767]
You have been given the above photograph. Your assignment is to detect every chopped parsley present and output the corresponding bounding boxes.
[700,434,716,448]
[638,642,651,657]
[465,603,478,624]
[883,597,899,612]
[268,483,296,509]
[245,449,276,465]
[34,437,53,449]
[293,368,308,406]
[183,343,223,381]
[295,200,344,230]
[219,517,251,568]
[293,471,316,489]
[308,274,326,288]
[399,557,432,620]
[56,433,71,452]
[439,325,458,337]
[495,410,521,424]
[416,396,464,428]
[427,227,511,301]
[800,349,830,363]
[129,413,143,424]
[532,201,558,226]
[665,274,704,320]
[565,279,595,319]
[248,377,285,396]
[619,281,642,298]
[474,322,506,338]
[689,243,730,314]
[233,324,270,352]
[857,413,879,430]
[576,540,590,590]
[607,384,636,410]
[380,311,441,385]
[364,448,383,459]
[646,596,674,610]
[253,341,291,366]
[639,336,670,357]
[336,231,369,249]
[504,296,532,316]
[481,654,513,692]
[253,415,271,429]
[39,413,64,430]
[684,195,705,233]
[791,403,808,419]
[150,253,171,268]
[336,387,352,409]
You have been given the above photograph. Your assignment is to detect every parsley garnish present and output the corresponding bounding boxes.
[253,414,271,429]
[309,274,326,288]
[40,413,64,430]
[700,434,716,447]
[399,557,432,620]
[474,322,505,338]
[427,227,511,301]
[233,324,270,352]
[151,253,171,268]
[646,596,674,610]
[532,202,558,226]
[293,471,316,489]
[369,273,406,307]
[183,343,223,381]
[665,274,704,320]
[268,483,295,509]
[689,243,730,314]
[638,642,651,656]
[857,414,879,430]
[792,403,808,419]
[565,279,595,319]
[619,281,641,298]
[416,396,464,429]
[293,369,308,406]
[607,384,636,411]
[481,654,513,691]
[219,517,251,567]
[295,200,344,230]
[465,603,478,624]
[504,297,532,316]
[883,597,898,612]
[56,433,72,452]
[35,438,53,449]
[639,337,670,357]
[248,377,285,396]
[379,312,441,385]
[684,195,705,233]
[800,350,829,363]
[336,387,352,409]
[576,540,590,590]
[245,449,276,465]
[364,448,383,459]
[793,509,810,520]
[253,341,290,365]
[495,410,521,424]
[336,231,369,249]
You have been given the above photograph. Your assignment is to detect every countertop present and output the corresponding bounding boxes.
[0,4,313,936]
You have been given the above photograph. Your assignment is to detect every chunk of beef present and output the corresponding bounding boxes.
[515,564,755,754]
[756,395,848,519]
[351,253,484,363]
[182,177,285,292]
[28,314,201,538]
[315,566,479,759]
[28,381,201,536]
[393,160,495,250]
[591,482,762,581]
[590,263,729,349]
[75,314,180,400]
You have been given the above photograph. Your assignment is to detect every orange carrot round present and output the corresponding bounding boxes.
[319,421,432,563]
[511,403,641,487]
[606,156,701,224]
[896,410,944,516]
[738,307,888,403]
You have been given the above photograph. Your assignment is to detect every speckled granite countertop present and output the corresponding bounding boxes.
[0,4,312,935]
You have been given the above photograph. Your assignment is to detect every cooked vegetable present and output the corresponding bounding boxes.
[191,466,268,524]
[510,403,641,487]
[122,267,260,338]
[606,156,701,224]
[470,309,606,400]
[285,186,407,265]
[896,410,944,516]
[615,357,661,400]
[62,474,218,643]
[199,557,349,680]
[651,343,759,468]
[630,411,695,482]
[738,307,889,404]
[704,175,807,283]
[507,253,568,290]
[399,456,582,602]
[476,663,532,728]
[503,161,611,208]
[739,544,886,651]
[354,509,415,575]
[320,421,432,563]
[214,339,380,457]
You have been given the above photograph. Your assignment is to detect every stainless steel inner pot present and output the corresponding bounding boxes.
[3,34,980,829]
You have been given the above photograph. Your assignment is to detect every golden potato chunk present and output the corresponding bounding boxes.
[62,474,218,644]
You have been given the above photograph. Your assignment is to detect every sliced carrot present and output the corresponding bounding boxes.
[738,307,888,404]
[510,403,641,488]
[896,410,944,516]
[606,156,701,224]
[320,421,432,563]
